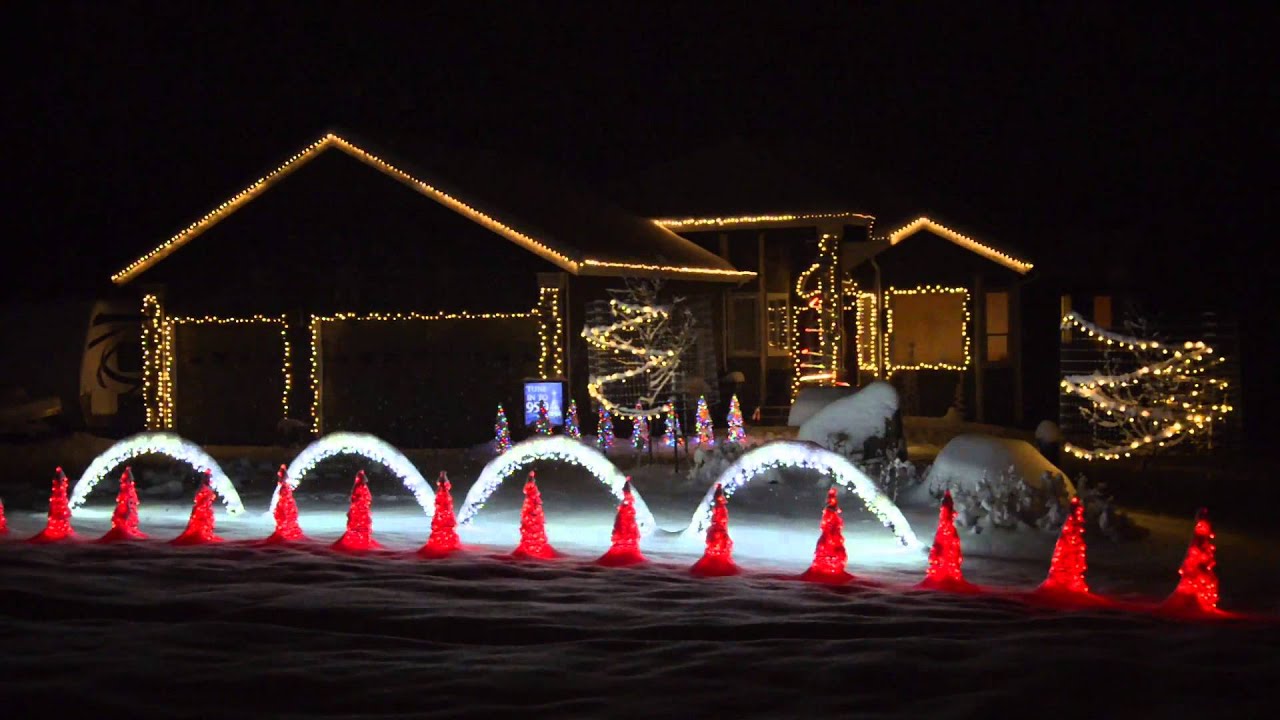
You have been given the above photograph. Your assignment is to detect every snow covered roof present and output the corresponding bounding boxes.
[111,132,753,286]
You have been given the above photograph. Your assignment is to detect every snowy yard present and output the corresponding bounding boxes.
[2,460,1278,719]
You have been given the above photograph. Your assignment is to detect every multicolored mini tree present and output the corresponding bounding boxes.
[512,471,557,559]
[1039,496,1088,595]
[333,471,381,552]
[918,490,975,592]
[565,399,582,440]
[801,487,851,583]
[263,465,308,544]
[1163,507,1219,613]
[632,402,650,452]
[99,467,147,542]
[494,404,512,454]
[695,395,714,446]
[30,467,76,543]
[726,394,745,444]
[663,404,682,448]
[171,472,222,545]
[691,484,739,576]
[420,472,461,558]
[596,406,614,451]
[534,399,553,435]
[597,479,645,567]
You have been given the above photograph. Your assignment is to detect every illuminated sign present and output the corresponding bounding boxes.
[523,380,565,426]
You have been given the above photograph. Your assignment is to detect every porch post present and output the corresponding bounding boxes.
[972,273,985,423]
[536,272,567,379]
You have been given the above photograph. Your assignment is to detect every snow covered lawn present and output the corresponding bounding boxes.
[2,470,1277,719]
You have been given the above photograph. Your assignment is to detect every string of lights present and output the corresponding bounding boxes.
[882,286,971,377]
[882,217,1033,274]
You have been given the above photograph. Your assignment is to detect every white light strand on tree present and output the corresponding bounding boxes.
[1059,312,1232,461]
[272,432,435,516]
[582,280,695,419]
[455,436,657,535]
[69,432,244,516]
[683,441,923,550]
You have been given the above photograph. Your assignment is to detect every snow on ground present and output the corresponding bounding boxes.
[2,460,1279,719]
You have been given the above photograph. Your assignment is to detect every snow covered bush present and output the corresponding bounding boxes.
[1073,473,1148,541]
[796,381,901,461]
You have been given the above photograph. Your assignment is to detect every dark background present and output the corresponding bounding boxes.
[3,3,1272,440]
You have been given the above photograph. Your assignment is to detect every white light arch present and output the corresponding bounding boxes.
[271,432,434,517]
[69,432,244,517]
[686,441,923,550]
[456,436,657,535]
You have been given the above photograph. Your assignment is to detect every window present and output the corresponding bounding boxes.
[1093,295,1112,329]
[766,293,789,356]
[728,293,759,356]
[885,288,969,369]
[984,291,1010,363]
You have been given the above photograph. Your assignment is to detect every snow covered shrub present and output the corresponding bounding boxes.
[686,441,761,488]
[1073,473,1148,541]
[931,465,1071,534]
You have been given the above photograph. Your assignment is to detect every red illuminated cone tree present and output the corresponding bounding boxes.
[691,483,739,577]
[0,498,9,536]
[801,487,852,584]
[1038,496,1088,595]
[171,472,222,545]
[917,490,977,592]
[263,465,308,544]
[597,479,645,566]
[333,470,381,552]
[419,472,461,558]
[99,467,148,542]
[30,467,76,543]
[1162,507,1220,614]
[512,471,558,559]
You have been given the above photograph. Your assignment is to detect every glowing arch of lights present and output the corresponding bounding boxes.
[686,441,923,550]
[272,432,435,517]
[456,436,657,535]
[69,432,244,517]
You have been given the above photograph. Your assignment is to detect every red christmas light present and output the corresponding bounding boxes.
[0,497,8,536]
[98,467,148,542]
[1039,496,1088,595]
[171,472,223,545]
[597,478,645,567]
[419,472,461,558]
[263,465,308,544]
[801,487,852,584]
[512,471,557,559]
[691,483,739,577]
[918,490,978,592]
[29,467,76,543]
[333,470,382,552]
[1163,507,1220,614]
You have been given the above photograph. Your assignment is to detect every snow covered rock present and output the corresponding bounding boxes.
[902,433,1075,509]
[796,381,899,459]
[787,386,855,427]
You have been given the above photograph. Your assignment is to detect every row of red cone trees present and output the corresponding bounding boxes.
[4,466,1222,615]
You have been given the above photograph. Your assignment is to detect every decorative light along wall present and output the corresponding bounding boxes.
[882,286,972,377]
[112,133,753,286]
[139,294,290,432]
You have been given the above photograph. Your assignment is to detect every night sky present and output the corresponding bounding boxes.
[5,4,1273,423]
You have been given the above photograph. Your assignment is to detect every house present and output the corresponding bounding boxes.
[101,130,1061,447]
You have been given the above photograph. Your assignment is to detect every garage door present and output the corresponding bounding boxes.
[319,317,538,447]
[173,322,287,444]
